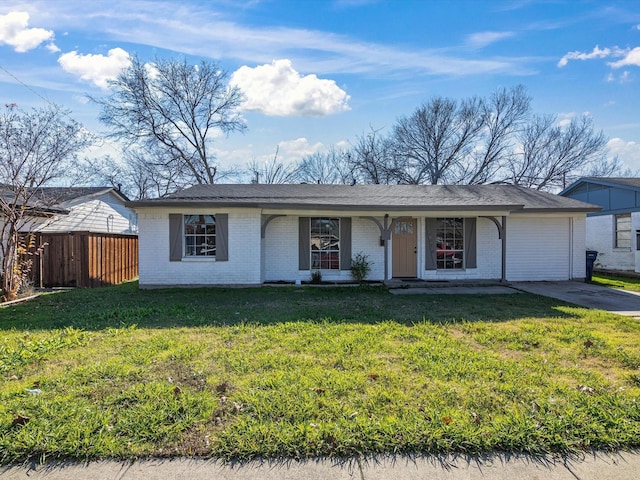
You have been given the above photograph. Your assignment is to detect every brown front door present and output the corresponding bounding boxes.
[392,218,417,278]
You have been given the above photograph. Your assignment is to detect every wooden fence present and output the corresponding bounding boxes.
[25,231,138,288]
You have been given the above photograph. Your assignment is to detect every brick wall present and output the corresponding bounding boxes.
[586,213,636,271]
[262,216,385,283]
[137,210,590,286]
[138,209,261,287]
[420,217,502,281]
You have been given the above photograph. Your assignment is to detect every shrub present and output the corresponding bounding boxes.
[310,270,322,284]
[351,252,373,283]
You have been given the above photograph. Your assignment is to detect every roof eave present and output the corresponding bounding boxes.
[128,200,527,212]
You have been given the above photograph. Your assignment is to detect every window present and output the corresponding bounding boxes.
[436,218,464,269]
[184,214,216,257]
[615,213,631,249]
[310,217,340,269]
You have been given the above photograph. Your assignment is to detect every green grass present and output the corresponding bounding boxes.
[592,273,640,292]
[1,282,639,464]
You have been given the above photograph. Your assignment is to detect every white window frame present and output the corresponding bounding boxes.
[435,217,464,270]
[614,213,631,249]
[310,217,340,270]
[183,214,217,257]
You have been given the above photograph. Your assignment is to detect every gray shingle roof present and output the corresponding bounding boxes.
[1,185,129,217]
[128,184,600,213]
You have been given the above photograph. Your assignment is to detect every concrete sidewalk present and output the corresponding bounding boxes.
[2,452,640,479]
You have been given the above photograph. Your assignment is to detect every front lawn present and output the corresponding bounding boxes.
[592,273,640,292]
[1,282,639,464]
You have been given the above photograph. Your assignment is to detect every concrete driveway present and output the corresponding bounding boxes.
[513,281,640,317]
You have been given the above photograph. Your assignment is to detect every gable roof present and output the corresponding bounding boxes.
[561,177,640,196]
[29,186,130,204]
[1,186,130,217]
[128,184,600,213]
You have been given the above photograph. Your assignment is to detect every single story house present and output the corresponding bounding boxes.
[128,184,599,288]
[560,177,640,273]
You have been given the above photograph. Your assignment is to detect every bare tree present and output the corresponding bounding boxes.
[0,104,93,300]
[293,147,354,184]
[463,85,531,184]
[247,147,297,184]
[88,146,193,200]
[585,155,637,178]
[349,127,396,184]
[391,96,485,184]
[508,114,608,190]
[94,55,246,189]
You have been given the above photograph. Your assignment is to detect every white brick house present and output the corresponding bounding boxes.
[128,184,599,288]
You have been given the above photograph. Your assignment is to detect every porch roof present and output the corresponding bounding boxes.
[128,184,600,213]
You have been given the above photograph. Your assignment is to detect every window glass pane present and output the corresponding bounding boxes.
[435,217,464,270]
[615,214,632,248]
[310,217,340,270]
[184,214,216,256]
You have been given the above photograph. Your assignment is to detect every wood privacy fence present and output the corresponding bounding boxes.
[24,231,138,288]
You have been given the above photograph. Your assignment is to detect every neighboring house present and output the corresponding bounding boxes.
[128,184,599,288]
[560,177,640,273]
[19,186,137,234]
[1,186,139,287]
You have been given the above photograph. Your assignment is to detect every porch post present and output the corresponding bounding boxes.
[501,216,507,283]
[384,214,389,282]
[359,215,390,282]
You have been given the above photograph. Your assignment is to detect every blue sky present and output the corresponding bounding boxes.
[1,0,640,176]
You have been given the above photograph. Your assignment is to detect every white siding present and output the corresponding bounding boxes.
[29,192,137,234]
[506,216,573,281]
[138,210,261,287]
[585,213,637,272]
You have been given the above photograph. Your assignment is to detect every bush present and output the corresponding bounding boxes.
[351,252,373,283]
[310,270,322,284]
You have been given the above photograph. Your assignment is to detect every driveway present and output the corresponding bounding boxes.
[512,281,640,317]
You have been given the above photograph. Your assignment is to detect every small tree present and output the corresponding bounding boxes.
[0,104,93,300]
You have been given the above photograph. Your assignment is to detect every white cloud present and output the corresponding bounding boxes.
[466,31,514,48]
[608,46,640,68]
[277,137,324,160]
[57,48,131,89]
[557,45,611,67]
[557,112,576,128]
[0,11,54,52]
[607,137,640,171]
[231,59,350,116]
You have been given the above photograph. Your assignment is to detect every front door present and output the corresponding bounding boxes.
[392,218,417,278]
